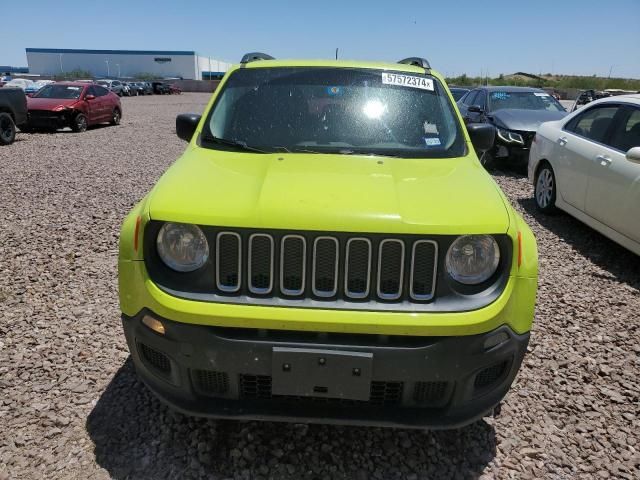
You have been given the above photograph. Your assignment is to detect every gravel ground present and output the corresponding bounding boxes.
[1,92,639,480]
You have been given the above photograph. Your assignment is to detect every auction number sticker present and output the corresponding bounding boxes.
[534,92,550,97]
[382,72,434,91]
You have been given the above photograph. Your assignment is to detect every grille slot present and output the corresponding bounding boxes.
[345,238,372,299]
[312,237,339,297]
[248,234,274,294]
[377,239,405,300]
[413,381,448,405]
[410,240,438,300]
[192,369,229,395]
[216,232,241,292]
[138,343,171,374]
[280,235,306,296]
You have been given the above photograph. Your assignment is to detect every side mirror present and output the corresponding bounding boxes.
[626,146,640,164]
[466,123,495,153]
[85,94,96,101]
[176,113,201,142]
[468,105,484,114]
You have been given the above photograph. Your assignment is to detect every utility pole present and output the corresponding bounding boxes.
[59,54,64,73]
[116,64,120,78]
[335,48,339,60]
[105,59,110,77]
[608,65,614,78]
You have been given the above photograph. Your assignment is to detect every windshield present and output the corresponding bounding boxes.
[34,85,83,99]
[488,91,565,112]
[204,67,466,158]
[450,88,469,101]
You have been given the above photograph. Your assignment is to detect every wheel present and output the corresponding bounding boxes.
[71,113,88,133]
[0,112,17,145]
[479,148,495,170]
[534,163,557,213]
[110,108,121,126]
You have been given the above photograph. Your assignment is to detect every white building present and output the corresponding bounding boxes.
[25,48,231,80]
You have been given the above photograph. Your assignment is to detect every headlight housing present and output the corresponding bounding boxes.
[497,128,524,145]
[446,235,500,285]
[157,222,209,272]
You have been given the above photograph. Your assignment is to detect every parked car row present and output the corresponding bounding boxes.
[1,78,181,97]
[0,82,122,144]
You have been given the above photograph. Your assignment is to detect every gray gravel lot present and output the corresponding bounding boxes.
[1,92,639,479]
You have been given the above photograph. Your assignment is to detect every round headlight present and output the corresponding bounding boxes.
[157,223,209,272]
[445,235,500,285]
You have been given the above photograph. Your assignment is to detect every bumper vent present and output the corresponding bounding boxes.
[192,369,230,395]
[238,374,403,406]
[138,343,171,374]
[474,361,509,390]
[413,381,448,405]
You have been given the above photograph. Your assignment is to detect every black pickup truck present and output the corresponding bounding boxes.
[0,88,28,145]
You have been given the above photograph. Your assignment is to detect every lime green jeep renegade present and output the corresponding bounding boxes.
[118,53,537,429]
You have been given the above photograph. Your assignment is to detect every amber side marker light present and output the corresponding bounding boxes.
[517,231,522,268]
[134,216,142,252]
[142,315,166,335]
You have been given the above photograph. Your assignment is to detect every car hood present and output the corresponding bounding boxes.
[27,97,80,111]
[490,109,567,132]
[148,148,511,235]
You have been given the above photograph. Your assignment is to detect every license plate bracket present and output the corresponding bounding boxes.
[271,347,373,401]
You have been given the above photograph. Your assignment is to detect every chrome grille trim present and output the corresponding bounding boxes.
[216,231,242,293]
[376,239,405,300]
[344,238,372,299]
[247,233,274,295]
[409,240,438,301]
[279,235,306,296]
[312,236,339,298]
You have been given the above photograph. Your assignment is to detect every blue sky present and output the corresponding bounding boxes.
[4,0,640,78]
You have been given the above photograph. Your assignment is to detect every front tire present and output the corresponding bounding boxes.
[71,113,88,133]
[110,108,121,126]
[0,112,17,145]
[534,163,557,213]
[479,149,495,170]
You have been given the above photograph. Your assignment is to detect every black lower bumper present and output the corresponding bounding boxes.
[122,311,529,429]
[27,111,70,129]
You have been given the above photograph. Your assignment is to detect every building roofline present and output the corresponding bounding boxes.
[26,48,196,56]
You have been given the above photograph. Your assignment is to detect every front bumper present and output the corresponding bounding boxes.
[28,110,70,129]
[123,311,529,429]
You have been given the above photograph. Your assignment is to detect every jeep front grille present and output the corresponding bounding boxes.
[209,230,437,303]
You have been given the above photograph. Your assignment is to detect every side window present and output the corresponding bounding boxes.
[564,106,620,144]
[609,107,640,152]
[464,90,478,106]
[86,86,97,97]
[474,90,487,109]
[112,81,121,87]
[95,86,109,97]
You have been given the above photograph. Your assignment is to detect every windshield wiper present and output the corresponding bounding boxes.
[201,134,267,153]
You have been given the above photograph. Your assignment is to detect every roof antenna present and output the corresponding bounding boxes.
[335,48,339,60]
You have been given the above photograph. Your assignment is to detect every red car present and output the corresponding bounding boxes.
[26,82,122,132]
[168,84,182,95]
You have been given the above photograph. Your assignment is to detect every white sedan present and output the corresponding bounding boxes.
[528,94,640,255]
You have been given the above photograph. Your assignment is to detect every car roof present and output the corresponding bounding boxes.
[239,59,440,77]
[592,93,640,106]
[55,81,90,87]
[476,86,543,93]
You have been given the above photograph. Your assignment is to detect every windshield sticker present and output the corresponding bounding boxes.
[491,92,510,100]
[423,121,439,134]
[534,92,550,97]
[382,72,434,91]
[424,137,441,146]
[67,87,80,90]
[327,86,343,96]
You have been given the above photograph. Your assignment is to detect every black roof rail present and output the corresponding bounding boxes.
[397,57,431,71]
[240,52,275,64]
